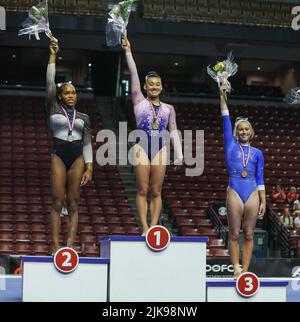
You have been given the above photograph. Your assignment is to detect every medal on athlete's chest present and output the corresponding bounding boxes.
[148,99,161,131]
[61,106,76,142]
[239,143,251,178]
[241,170,248,178]
[152,122,159,130]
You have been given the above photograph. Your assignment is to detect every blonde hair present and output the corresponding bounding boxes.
[233,117,255,142]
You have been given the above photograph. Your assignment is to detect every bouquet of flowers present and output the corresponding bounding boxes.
[106,0,136,47]
[207,52,238,100]
[18,0,53,40]
[284,87,300,105]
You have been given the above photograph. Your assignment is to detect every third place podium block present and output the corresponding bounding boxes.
[207,274,289,302]
[101,234,208,302]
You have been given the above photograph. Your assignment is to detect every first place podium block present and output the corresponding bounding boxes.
[22,256,109,302]
[101,236,208,302]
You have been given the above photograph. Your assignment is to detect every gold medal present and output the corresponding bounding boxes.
[152,122,159,130]
[241,170,248,178]
[148,99,161,131]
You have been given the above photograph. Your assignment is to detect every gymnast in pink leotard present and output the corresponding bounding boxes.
[121,36,183,235]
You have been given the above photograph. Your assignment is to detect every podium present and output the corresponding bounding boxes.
[206,278,289,302]
[101,236,208,302]
[22,256,109,302]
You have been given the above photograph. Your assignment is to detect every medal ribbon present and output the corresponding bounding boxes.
[147,98,162,127]
[239,143,251,169]
[61,106,76,133]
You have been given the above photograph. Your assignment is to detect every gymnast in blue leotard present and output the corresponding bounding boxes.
[219,83,266,279]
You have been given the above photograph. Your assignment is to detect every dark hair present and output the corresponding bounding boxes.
[145,71,161,82]
[56,82,76,101]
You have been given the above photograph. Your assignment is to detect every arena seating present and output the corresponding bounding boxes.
[0,95,138,256]
[3,0,293,28]
[164,101,300,257]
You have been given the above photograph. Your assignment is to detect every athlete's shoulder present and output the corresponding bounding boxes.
[76,111,91,125]
[162,102,175,111]
[252,146,264,156]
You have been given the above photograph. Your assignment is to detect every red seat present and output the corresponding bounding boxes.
[31,224,47,233]
[15,223,30,232]
[28,205,44,213]
[109,225,125,235]
[180,227,201,236]
[88,206,103,215]
[120,215,136,225]
[14,232,31,242]
[100,198,115,206]
[31,233,48,243]
[30,214,47,223]
[78,224,94,234]
[124,225,140,235]
[117,207,134,215]
[0,223,14,232]
[14,214,30,223]
[82,243,100,257]
[32,244,50,256]
[106,216,121,225]
[0,214,13,223]
[176,217,194,227]
[0,204,13,212]
[209,248,230,257]
[93,224,109,235]
[0,232,14,242]
[114,198,130,206]
[208,239,225,249]
[80,234,97,244]
[78,215,91,224]
[0,242,14,255]
[193,218,213,228]
[14,243,33,255]
[91,216,106,225]
[103,207,118,215]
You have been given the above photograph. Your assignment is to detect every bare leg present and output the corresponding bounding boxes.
[226,187,244,278]
[66,156,85,247]
[149,147,167,227]
[50,154,67,252]
[134,145,151,234]
[242,190,260,273]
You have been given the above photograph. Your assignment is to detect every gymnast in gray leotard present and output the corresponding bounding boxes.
[46,37,93,254]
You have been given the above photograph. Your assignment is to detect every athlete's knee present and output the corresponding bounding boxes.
[229,230,240,242]
[137,185,149,197]
[66,197,79,214]
[150,186,162,198]
[243,228,254,242]
[52,197,64,213]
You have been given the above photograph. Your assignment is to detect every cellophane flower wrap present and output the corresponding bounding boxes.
[207,52,238,100]
[18,0,52,40]
[106,0,136,47]
[284,87,300,105]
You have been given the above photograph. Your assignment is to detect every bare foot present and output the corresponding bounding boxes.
[233,264,242,280]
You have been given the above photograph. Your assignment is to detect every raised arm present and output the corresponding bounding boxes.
[121,36,144,106]
[220,83,234,150]
[46,38,59,111]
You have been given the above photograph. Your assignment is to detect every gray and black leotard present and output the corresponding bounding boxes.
[46,63,93,169]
